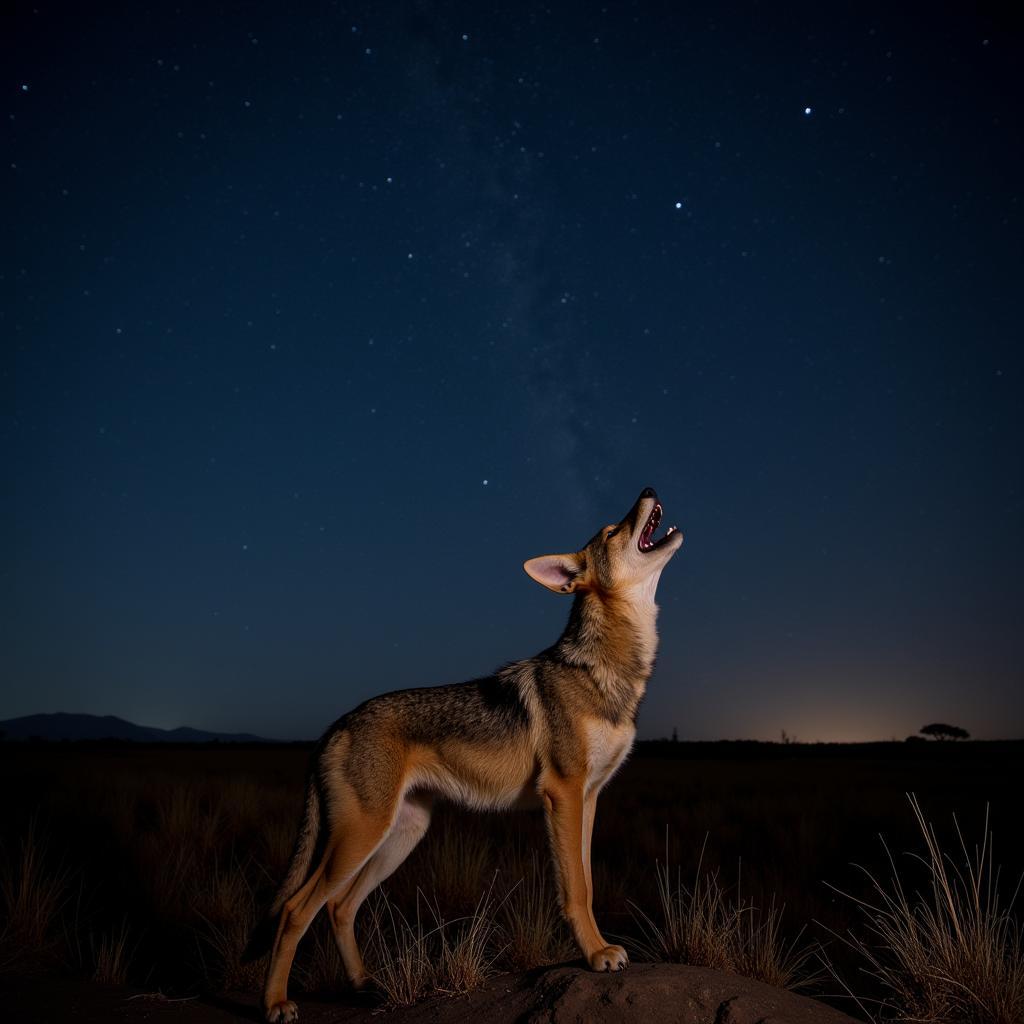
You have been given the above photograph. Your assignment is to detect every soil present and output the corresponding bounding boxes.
[4,963,861,1024]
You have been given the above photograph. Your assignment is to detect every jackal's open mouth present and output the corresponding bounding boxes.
[638,503,679,553]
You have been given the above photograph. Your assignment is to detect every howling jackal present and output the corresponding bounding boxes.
[248,487,683,1022]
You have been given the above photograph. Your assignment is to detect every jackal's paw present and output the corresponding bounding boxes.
[589,944,628,972]
[265,1000,298,1023]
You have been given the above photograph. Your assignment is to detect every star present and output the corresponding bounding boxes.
[803,106,813,116]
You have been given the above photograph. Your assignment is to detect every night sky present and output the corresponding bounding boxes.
[4,4,1021,742]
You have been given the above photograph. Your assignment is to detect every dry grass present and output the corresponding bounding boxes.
[360,893,431,1005]
[433,889,500,995]
[417,823,496,913]
[294,915,346,994]
[732,891,816,990]
[822,794,1024,1024]
[194,863,266,992]
[0,744,1018,1013]
[498,852,574,972]
[361,883,501,1006]
[627,834,814,989]
[90,918,135,985]
[0,818,70,960]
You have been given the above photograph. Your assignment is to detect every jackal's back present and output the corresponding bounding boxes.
[339,671,531,745]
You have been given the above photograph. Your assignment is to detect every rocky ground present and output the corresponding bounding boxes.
[6,963,861,1024]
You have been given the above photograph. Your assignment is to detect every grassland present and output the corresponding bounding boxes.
[0,739,1020,1021]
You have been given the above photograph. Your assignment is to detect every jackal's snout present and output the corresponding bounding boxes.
[625,487,682,556]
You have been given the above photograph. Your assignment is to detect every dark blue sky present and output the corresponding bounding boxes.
[4,3,1021,741]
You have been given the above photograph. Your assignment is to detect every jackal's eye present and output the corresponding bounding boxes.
[605,527,620,541]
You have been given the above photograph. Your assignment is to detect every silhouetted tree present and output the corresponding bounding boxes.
[920,722,970,741]
[672,726,678,743]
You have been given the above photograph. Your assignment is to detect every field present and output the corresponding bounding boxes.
[1,740,1021,1022]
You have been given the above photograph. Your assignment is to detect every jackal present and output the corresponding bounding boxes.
[247,487,683,1022]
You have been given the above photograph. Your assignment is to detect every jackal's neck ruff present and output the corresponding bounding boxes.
[554,575,662,720]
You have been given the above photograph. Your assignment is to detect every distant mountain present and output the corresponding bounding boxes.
[0,712,275,744]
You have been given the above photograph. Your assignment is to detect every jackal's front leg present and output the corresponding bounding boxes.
[542,780,628,972]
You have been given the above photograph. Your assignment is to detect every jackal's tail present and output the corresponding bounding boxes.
[242,774,323,962]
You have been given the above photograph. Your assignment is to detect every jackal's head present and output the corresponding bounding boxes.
[523,487,683,597]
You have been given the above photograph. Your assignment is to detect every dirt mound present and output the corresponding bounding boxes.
[6,964,860,1023]
[391,963,859,1024]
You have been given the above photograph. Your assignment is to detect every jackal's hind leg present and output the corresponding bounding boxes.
[262,792,399,1023]
[327,794,433,988]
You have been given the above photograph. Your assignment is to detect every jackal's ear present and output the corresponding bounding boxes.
[523,553,584,594]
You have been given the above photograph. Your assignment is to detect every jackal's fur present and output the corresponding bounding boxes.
[248,488,683,1023]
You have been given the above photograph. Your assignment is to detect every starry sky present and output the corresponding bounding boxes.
[4,3,1022,742]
